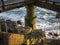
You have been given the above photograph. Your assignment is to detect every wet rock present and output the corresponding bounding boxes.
[6,20,18,33]
[54,33,59,37]
[17,20,22,25]
[56,12,60,18]
[17,26,32,34]
[8,29,13,33]
[6,19,11,23]
[49,32,53,35]
[0,19,5,23]
[0,19,7,32]
[0,10,1,13]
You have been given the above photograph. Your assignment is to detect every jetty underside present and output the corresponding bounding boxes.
[0,0,60,12]
[0,0,36,11]
[0,0,60,45]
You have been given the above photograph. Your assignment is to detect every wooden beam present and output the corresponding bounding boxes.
[1,0,5,10]
[35,1,60,12]
[0,0,36,12]
[25,4,36,30]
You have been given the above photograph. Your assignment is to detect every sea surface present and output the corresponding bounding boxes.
[0,7,60,31]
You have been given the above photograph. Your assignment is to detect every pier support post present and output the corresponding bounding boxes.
[1,0,5,11]
[56,12,60,19]
[0,24,1,32]
[5,22,8,32]
[25,4,36,30]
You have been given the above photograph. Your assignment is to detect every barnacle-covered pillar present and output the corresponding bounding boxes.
[25,4,36,30]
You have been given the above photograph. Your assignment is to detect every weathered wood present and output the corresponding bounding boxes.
[0,0,36,12]
[0,0,60,12]
[5,23,8,32]
[25,4,36,30]
[1,0,5,10]
[0,24,1,32]
[35,1,60,12]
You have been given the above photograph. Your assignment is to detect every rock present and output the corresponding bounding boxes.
[6,19,11,23]
[49,32,53,35]
[17,20,22,25]
[0,19,7,32]
[0,10,1,13]
[18,26,32,34]
[0,19,5,23]
[56,12,60,19]
[54,33,59,37]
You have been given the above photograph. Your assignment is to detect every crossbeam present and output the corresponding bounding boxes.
[0,0,60,12]
[0,0,36,12]
[35,0,60,12]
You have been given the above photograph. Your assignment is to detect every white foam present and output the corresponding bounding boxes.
[0,7,60,30]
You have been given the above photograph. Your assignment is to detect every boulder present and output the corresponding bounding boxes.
[56,12,60,19]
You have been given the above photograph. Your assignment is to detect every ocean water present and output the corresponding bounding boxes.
[0,7,60,31]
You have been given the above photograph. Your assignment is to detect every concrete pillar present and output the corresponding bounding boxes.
[25,4,36,30]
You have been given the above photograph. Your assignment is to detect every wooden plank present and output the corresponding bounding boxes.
[35,1,60,12]
[0,0,36,12]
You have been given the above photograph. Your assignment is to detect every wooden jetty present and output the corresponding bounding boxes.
[0,0,60,12]
[0,0,36,11]
[0,0,60,45]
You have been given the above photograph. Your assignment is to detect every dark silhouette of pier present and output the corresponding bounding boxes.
[0,0,60,12]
